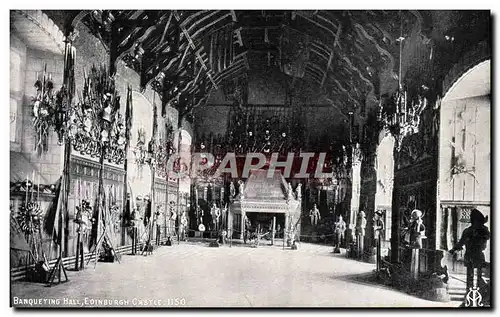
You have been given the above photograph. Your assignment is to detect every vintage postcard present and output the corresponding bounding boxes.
[9,9,491,308]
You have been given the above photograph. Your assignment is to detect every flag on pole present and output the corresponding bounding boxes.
[63,43,76,97]
[149,100,158,155]
[43,176,64,245]
[125,85,133,145]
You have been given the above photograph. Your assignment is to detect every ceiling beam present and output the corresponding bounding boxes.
[173,10,218,89]
[342,56,374,91]
[321,96,349,121]
[214,64,247,83]
[305,69,323,84]
[316,13,340,33]
[159,11,173,44]
[191,12,232,39]
[177,10,206,28]
[320,50,334,87]
[320,23,342,88]
[178,44,191,70]
[310,47,329,62]
[310,42,331,59]
[181,10,220,40]
[333,22,342,49]
[213,59,247,82]
[295,12,338,39]
[241,25,280,31]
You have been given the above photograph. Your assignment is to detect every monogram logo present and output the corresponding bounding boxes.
[465,287,483,307]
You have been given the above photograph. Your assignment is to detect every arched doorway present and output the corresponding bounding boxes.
[438,59,491,279]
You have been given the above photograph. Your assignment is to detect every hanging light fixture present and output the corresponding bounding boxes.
[380,11,428,151]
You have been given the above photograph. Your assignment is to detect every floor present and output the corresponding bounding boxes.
[11,241,462,308]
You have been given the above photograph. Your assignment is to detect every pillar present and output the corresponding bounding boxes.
[240,210,245,240]
[271,216,276,245]
[347,144,362,246]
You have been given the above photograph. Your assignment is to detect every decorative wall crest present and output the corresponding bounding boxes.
[67,65,126,164]
[31,68,59,154]
[133,128,148,177]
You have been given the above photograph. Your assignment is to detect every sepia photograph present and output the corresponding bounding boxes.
[8,7,492,308]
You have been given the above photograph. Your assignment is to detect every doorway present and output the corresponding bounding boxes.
[246,213,285,239]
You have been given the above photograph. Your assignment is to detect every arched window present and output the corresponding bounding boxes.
[439,59,491,265]
[375,132,395,240]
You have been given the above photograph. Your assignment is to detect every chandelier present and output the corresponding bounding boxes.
[379,12,428,152]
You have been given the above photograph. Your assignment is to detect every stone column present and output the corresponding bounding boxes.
[347,144,362,247]
[240,210,245,240]
[271,216,276,245]
[284,212,290,245]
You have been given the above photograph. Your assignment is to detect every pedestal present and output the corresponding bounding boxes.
[410,249,419,280]
[155,225,161,245]
[74,233,84,271]
[333,233,341,253]
[357,234,364,259]
[376,236,381,272]
[132,227,138,255]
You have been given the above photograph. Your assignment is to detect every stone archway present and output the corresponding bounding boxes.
[11,10,65,54]
[438,58,491,276]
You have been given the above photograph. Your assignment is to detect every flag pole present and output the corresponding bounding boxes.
[122,85,133,246]
[176,115,183,245]
[47,33,75,286]
[148,97,158,248]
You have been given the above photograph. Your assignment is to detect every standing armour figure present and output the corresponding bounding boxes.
[244,215,252,244]
[373,210,385,272]
[296,183,302,199]
[449,208,490,291]
[356,210,367,257]
[334,215,347,253]
[408,209,426,249]
[373,210,385,241]
[310,204,321,226]
[180,211,188,241]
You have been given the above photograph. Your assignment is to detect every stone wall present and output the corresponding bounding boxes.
[10,34,27,148]
[10,12,185,265]
[18,46,65,184]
